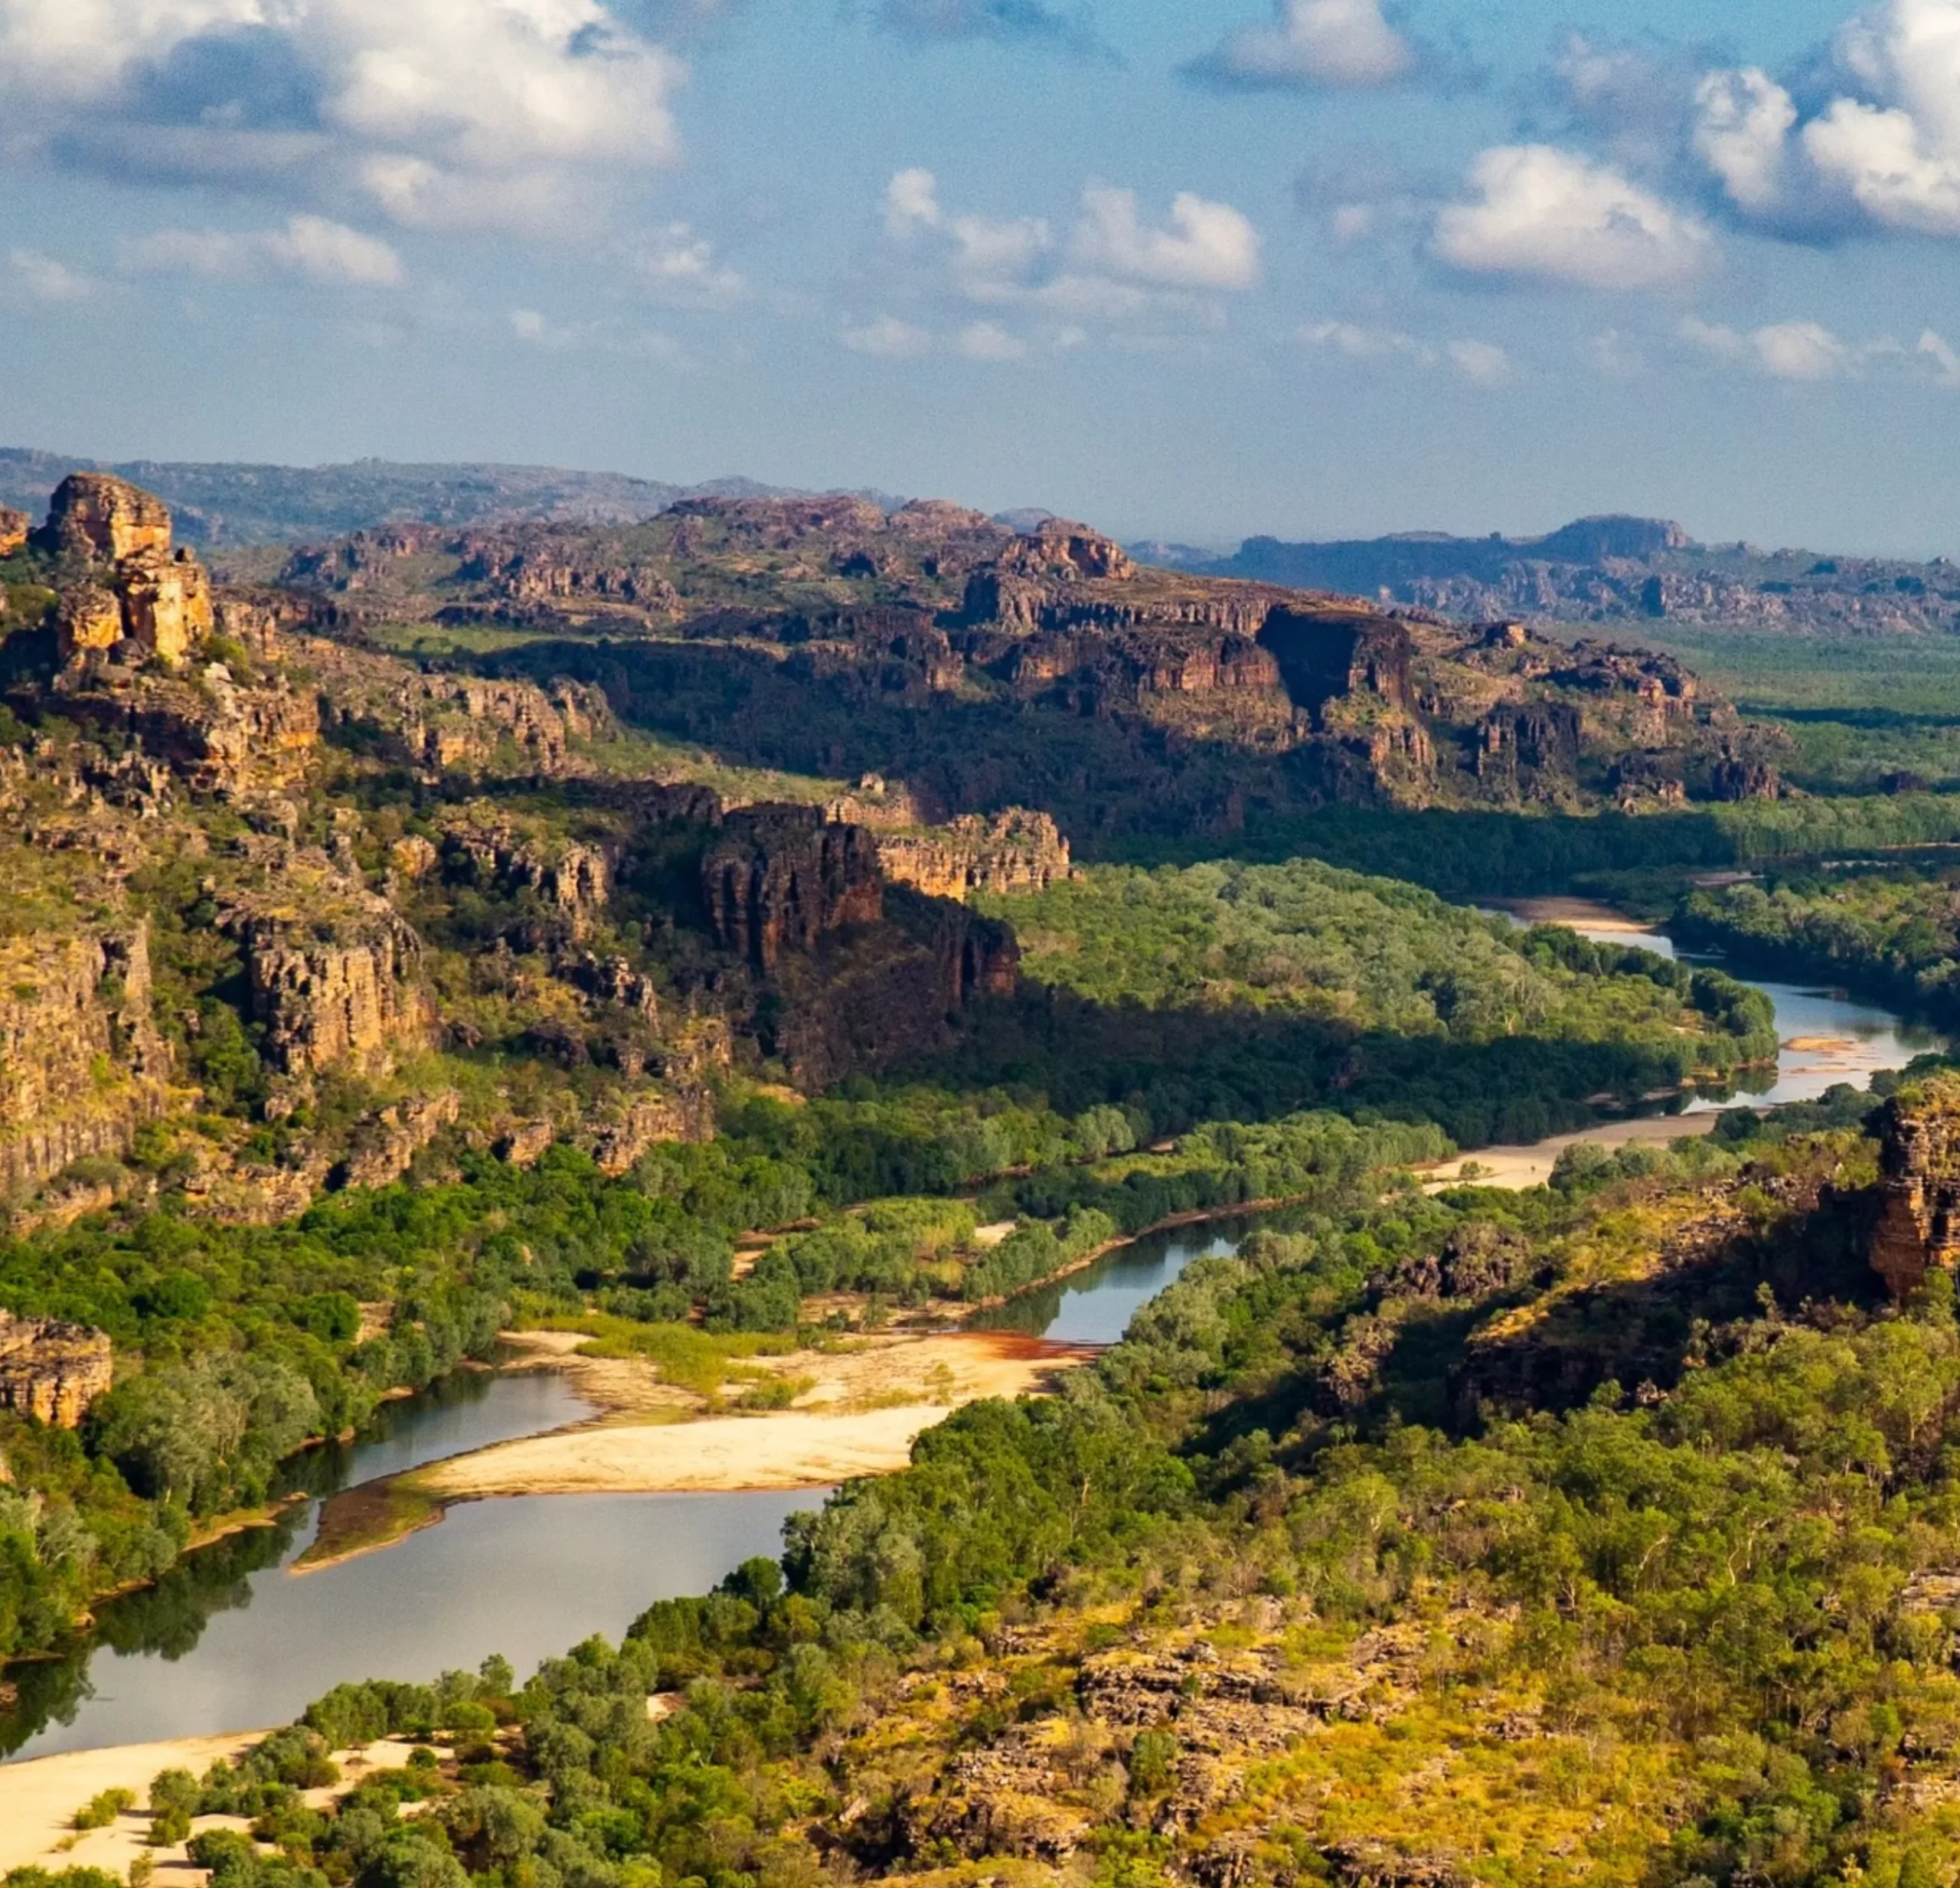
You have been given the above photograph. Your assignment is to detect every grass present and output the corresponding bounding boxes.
[531,1315,802,1400]
[292,1472,446,1571]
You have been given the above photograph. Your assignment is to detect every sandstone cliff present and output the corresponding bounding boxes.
[36,474,214,667]
[1870,1074,1960,1297]
[0,1311,113,1427]
[703,807,885,971]
[872,809,1071,900]
[226,883,433,1080]
[0,919,168,1197]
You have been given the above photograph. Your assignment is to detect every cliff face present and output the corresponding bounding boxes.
[873,810,1072,900]
[0,1311,113,1427]
[443,819,617,942]
[1870,1076,1960,1298]
[704,808,886,971]
[0,921,168,1197]
[227,890,434,1080]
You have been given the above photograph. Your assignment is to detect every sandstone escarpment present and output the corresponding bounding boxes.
[0,1311,113,1427]
[0,920,168,1197]
[1870,1076,1960,1298]
[52,658,319,796]
[227,890,433,1080]
[874,809,1071,900]
[704,807,885,971]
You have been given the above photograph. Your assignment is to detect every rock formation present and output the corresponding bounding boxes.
[1870,1075,1960,1297]
[37,475,214,667]
[872,809,1071,900]
[228,890,433,1080]
[703,807,885,971]
[443,819,616,940]
[0,920,168,1197]
[0,1311,113,1427]
[0,508,28,557]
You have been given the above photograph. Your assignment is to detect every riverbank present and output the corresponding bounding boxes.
[299,1329,1094,1566]
[0,1730,267,1870]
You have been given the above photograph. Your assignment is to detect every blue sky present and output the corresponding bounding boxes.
[1,0,1956,552]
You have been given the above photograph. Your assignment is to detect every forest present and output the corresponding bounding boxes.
[32,1093,1960,1884]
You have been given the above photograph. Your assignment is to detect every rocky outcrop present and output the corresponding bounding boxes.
[51,658,319,796]
[228,892,433,1080]
[0,921,168,1196]
[872,809,1071,900]
[0,508,28,557]
[35,475,215,668]
[35,474,174,564]
[0,1311,113,1427]
[331,1089,460,1191]
[704,807,885,971]
[584,1088,715,1173]
[1871,1076,1960,1297]
[443,821,616,940]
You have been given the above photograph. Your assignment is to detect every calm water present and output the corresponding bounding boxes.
[971,1220,1252,1346]
[6,1370,816,1761]
[1485,904,1952,1110]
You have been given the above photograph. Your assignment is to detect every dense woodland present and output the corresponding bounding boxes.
[24,1094,1960,1883]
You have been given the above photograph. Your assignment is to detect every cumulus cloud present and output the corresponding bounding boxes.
[880,168,1260,320]
[1432,145,1714,289]
[126,214,403,284]
[1070,183,1261,290]
[1191,0,1417,90]
[0,0,685,235]
[631,222,744,303]
[1686,1,1960,240]
[954,319,1029,360]
[1300,321,1512,381]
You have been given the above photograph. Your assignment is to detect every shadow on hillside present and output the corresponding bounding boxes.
[472,636,1924,898]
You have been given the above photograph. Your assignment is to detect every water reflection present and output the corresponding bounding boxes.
[1481,903,1953,1112]
[972,1212,1305,1347]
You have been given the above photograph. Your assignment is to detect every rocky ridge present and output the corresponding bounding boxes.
[0,1310,113,1428]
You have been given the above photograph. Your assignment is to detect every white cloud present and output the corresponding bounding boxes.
[1689,2,1960,240]
[878,168,1261,324]
[1433,145,1715,290]
[954,320,1028,361]
[510,307,683,358]
[1693,69,1798,214]
[1300,322,1512,381]
[1582,328,1644,376]
[264,214,404,284]
[0,0,686,237]
[1070,184,1261,290]
[1196,0,1416,89]
[1921,327,1960,383]
[842,314,933,357]
[1679,315,1922,381]
[632,223,744,303]
[1447,338,1512,383]
[7,247,93,302]
[126,214,403,285]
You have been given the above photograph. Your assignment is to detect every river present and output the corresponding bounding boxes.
[8,900,1949,1762]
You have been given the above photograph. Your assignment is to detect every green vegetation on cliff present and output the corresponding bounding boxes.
[103,1107,1960,1886]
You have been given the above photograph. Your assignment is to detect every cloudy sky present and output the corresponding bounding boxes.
[3,0,1958,550]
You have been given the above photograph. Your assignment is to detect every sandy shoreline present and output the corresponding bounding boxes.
[1422,1110,1725,1191]
[418,1330,1094,1500]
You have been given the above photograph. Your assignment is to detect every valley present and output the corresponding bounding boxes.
[6,465,1960,1886]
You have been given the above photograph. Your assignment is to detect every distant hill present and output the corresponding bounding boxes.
[0,448,901,549]
[1152,515,1960,636]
